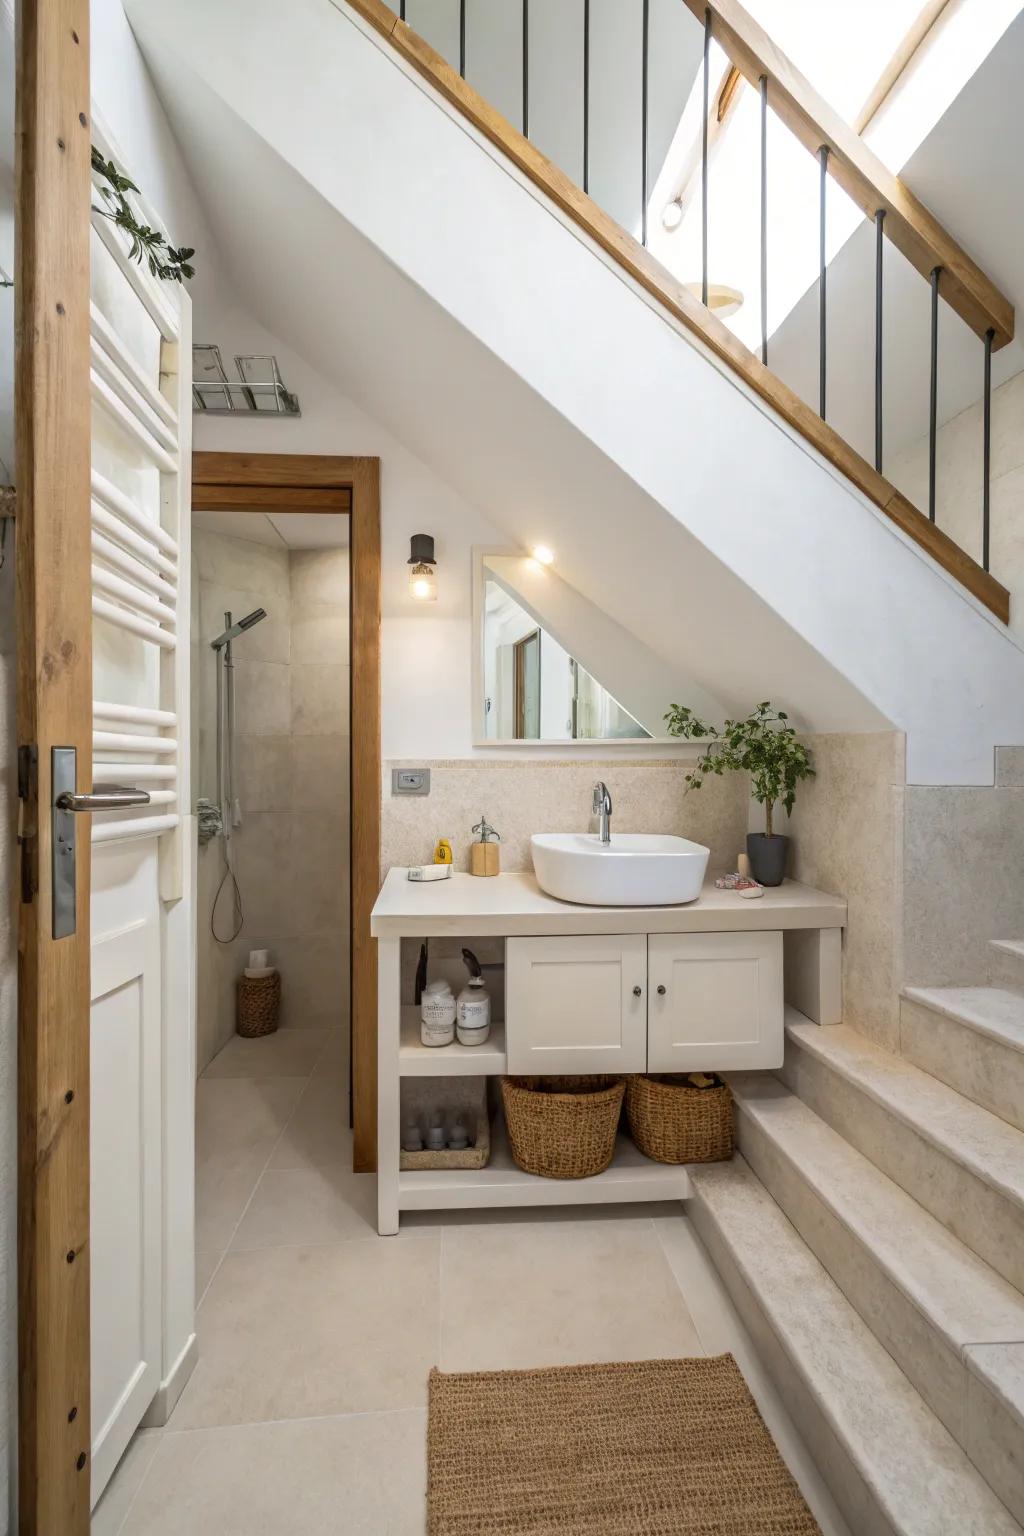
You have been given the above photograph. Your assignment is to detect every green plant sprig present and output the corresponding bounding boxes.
[91,148,195,284]
[663,700,815,837]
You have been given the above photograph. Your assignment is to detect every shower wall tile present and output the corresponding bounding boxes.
[291,604,349,665]
[234,661,291,738]
[290,735,349,811]
[195,529,290,599]
[275,933,351,1032]
[199,583,291,664]
[290,548,349,607]
[234,735,293,815]
[291,663,349,737]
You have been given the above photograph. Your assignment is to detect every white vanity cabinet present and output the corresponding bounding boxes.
[505,935,648,1074]
[371,869,846,1234]
[506,930,784,1075]
[647,931,784,1071]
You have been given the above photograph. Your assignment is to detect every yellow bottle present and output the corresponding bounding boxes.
[433,837,453,865]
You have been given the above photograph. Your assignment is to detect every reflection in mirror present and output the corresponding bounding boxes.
[482,577,650,742]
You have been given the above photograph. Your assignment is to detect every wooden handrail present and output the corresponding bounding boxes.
[684,0,1013,350]
[342,0,1009,623]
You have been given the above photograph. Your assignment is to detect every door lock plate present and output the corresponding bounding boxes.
[52,746,77,939]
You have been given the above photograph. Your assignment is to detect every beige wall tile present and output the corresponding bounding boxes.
[996,745,1024,787]
[291,602,349,664]
[233,734,292,814]
[290,734,349,809]
[195,529,290,599]
[198,582,290,664]
[381,757,749,878]
[786,732,905,1050]
[291,662,350,736]
[232,659,290,737]
[903,783,1024,985]
[290,547,349,606]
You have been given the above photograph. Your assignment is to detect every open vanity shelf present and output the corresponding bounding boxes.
[374,870,846,1234]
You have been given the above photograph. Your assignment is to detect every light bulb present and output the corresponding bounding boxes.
[531,544,555,566]
[409,562,437,601]
[662,199,683,231]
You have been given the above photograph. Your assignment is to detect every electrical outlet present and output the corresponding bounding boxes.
[391,768,430,796]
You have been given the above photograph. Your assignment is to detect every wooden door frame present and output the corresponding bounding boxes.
[16,2,95,1531]
[191,452,381,1173]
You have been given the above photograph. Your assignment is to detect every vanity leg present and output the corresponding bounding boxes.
[377,936,401,1235]
[783,927,843,1025]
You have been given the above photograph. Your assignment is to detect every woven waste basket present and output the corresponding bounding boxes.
[236,972,281,1038]
[626,1073,733,1164]
[501,1075,625,1179]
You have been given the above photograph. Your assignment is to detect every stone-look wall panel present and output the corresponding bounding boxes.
[902,778,1024,987]
[785,733,905,1052]
[381,757,750,880]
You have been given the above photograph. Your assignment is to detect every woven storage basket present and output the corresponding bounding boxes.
[236,972,281,1038]
[501,1075,625,1180]
[626,1073,733,1164]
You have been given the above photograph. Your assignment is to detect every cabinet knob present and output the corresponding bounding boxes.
[632,985,642,998]
[657,984,667,996]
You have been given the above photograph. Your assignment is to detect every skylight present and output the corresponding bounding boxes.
[647,0,1021,356]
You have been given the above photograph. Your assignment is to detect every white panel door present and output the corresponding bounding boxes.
[88,122,193,1505]
[648,931,784,1072]
[506,934,648,1074]
[89,900,161,1496]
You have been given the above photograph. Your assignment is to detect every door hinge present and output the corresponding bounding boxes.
[17,743,38,904]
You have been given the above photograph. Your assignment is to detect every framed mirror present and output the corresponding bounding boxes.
[472,549,710,746]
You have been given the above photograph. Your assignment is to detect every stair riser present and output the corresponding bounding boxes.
[782,1039,1024,1294]
[965,1354,1024,1527]
[989,945,1024,994]
[899,997,1024,1134]
[688,1192,898,1536]
[735,1102,1022,1521]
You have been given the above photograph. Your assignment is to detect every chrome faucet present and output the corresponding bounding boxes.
[593,781,612,844]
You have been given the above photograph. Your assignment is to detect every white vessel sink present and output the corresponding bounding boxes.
[531,833,710,907]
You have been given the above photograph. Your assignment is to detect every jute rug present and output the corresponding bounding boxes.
[427,1355,821,1535]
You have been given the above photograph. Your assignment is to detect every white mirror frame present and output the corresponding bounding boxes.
[471,547,680,748]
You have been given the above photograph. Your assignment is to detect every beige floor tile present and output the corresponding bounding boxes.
[91,1427,163,1535]
[120,1411,425,1536]
[195,1246,221,1302]
[269,1075,352,1169]
[230,1165,430,1249]
[440,1217,702,1373]
[195,1078,306,1253]
[202,1029,329,1080]
[171,1239,440,1427]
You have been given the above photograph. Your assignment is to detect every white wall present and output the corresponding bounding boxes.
[124,0,1024,783]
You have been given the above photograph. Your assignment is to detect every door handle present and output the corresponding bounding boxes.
[633,985,643,998]
[657,985,667,996]
[52,746,153,940]
[56,785,152,812]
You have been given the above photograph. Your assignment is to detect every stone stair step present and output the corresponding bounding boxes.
[689,1155,1022,1536]
[900,986,1024,1132]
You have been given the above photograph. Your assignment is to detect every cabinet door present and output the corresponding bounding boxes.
[648,932,784,1071]
[506,935,648,1074]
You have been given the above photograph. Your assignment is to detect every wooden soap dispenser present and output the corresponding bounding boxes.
[469,815,501,877]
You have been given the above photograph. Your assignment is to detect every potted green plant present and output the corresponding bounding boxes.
[664,701,814,886]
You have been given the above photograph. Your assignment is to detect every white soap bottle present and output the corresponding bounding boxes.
[456,949,491,1046]
[420,979,456,1047]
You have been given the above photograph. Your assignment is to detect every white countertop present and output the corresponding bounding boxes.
[371,869,846,938]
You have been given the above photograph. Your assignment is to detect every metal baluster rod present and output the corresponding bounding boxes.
[702,8,710,307]
[583,0,590,194]
[929,265,940,523]
[460,0,466,77]
[983,327,994,571]
[641,0,650,247]
[819,145,828,420]
[875,209,885,473]
[760,74,768,365]
[523,0,529,138]
[399,0,405,18]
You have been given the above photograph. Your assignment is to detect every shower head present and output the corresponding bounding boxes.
[211,608,268,650]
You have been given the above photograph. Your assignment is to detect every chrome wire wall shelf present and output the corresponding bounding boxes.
[192,344,301,416]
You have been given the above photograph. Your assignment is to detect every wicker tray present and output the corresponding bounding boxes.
[626,1073,733,1164]
[400,1076,490,1171]
[501,1075,625,1180]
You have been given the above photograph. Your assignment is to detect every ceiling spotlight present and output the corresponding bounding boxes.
[661,199,684,231]
[531,545,555,566]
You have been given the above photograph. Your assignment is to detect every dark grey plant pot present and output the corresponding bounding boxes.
[747,832,789,887]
